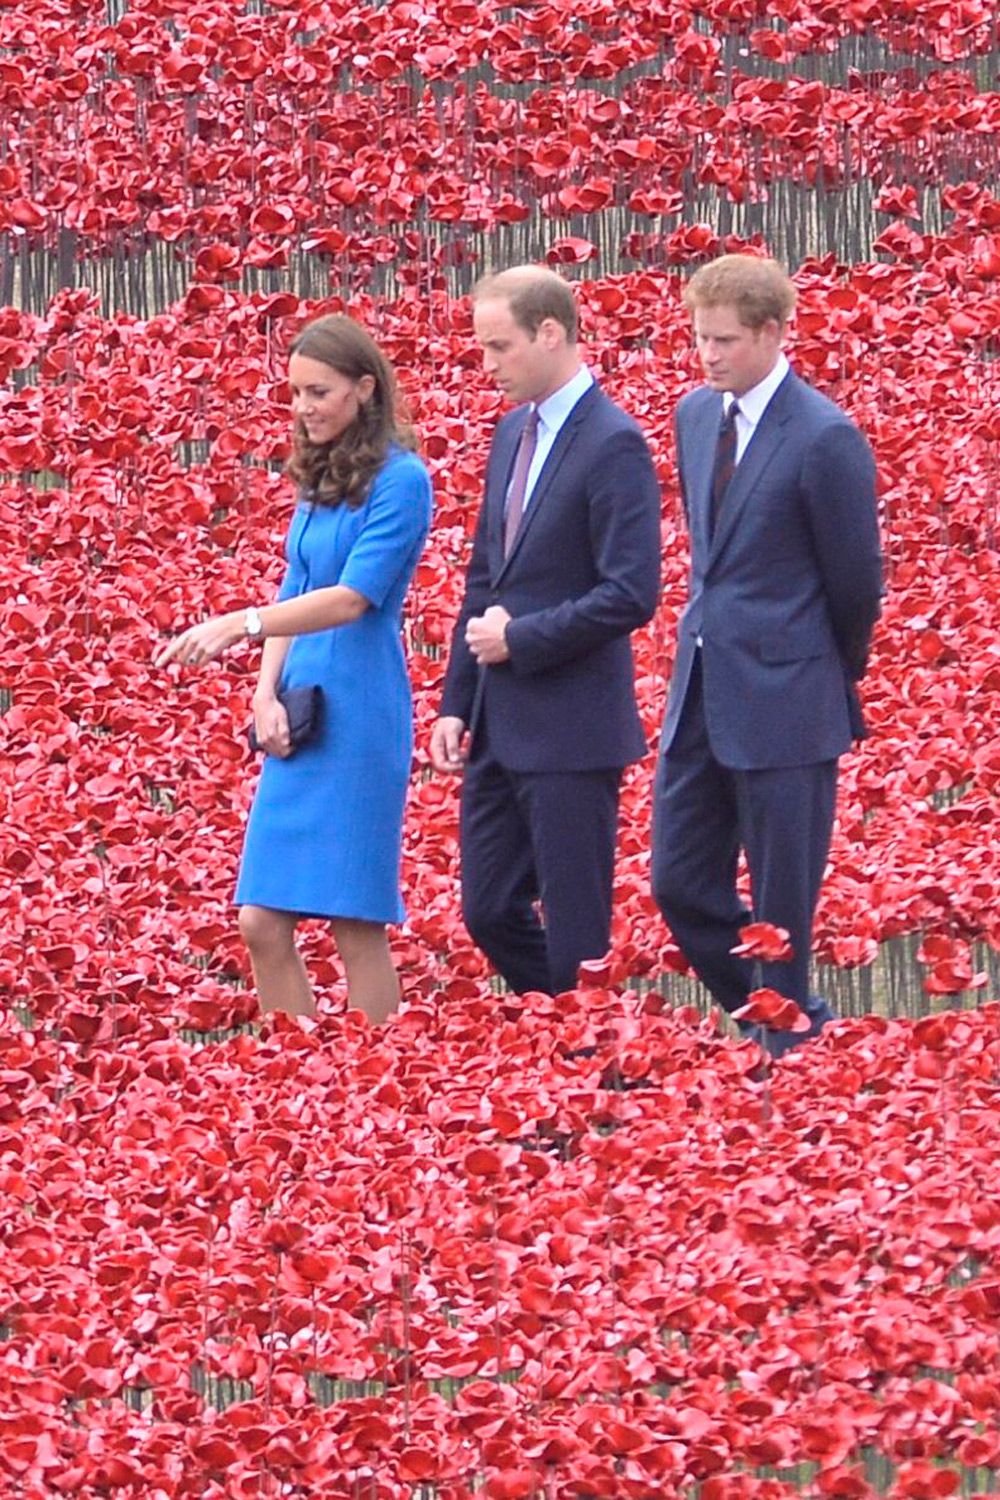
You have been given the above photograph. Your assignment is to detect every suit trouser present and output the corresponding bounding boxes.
[459,721,622,995]
[651,656,838,1013]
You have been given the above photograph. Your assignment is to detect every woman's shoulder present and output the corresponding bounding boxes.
[374,445,432,501]
[380,443,430,480]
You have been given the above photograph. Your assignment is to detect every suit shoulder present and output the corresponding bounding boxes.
[589,389,659,448]
[580,385,626,420]
[676,386,716,423]
[789,376,863,435]
[486,407,526,467]
[492,405,526,438]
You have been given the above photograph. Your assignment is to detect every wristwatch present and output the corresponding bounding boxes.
[244,606,264,639]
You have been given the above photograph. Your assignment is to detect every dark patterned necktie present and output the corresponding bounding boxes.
[710,400,741,541]
[504,407,540,556]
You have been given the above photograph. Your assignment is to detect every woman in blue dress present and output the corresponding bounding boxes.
[156,316,432,1024]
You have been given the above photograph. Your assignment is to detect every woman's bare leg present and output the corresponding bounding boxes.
[239,905,316,1018]
[331,918,400,1026]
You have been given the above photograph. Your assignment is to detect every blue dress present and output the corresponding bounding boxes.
[235,447,432,923]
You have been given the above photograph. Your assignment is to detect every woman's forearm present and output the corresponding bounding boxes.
[253,637,293,702]
[255,584,369,638]
[155,585,370,670]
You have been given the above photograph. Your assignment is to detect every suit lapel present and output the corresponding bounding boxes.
[486,417,522,578]
[708,372,797,566]
[495,384,600,581]
[685,396,723,563]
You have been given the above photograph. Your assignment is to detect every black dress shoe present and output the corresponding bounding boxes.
[762,995,834,1060]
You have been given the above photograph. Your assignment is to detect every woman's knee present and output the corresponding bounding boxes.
[238,904,297,956]
[332,917,388,966]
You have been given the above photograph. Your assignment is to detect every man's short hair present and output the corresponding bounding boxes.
[473,265,578,343]
[683,255,797,329]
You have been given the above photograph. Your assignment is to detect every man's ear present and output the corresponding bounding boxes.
[537,317,565,350]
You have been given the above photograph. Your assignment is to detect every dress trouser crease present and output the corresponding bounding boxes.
[652,654,837,1013]
[460,719,621,995]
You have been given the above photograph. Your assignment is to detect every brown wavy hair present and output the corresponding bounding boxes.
[286,314,416,508]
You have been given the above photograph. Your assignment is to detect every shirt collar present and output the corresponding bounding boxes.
[724,352,789,427]
[534,364,595,434]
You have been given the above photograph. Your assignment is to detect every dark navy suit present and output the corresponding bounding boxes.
[441,382,661,993]
[652,369,883,1034]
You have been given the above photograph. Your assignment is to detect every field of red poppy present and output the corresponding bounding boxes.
[2,0,1000,1494]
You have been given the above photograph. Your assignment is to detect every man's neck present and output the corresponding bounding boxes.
[533,358,583,406]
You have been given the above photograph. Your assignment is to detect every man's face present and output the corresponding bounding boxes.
[693,304,784,397]
[473,297,560,404]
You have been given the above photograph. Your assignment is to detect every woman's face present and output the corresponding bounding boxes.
[289,353,373,444]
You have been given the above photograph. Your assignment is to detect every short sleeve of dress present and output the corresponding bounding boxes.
[276,503,310,603]
[339,451,433,608]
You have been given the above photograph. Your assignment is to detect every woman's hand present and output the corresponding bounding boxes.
[154,611,244,669]
[252,693,293,758]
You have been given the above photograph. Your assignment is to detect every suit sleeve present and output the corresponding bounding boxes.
[438,492,491,723]
[801,419,884,680]
[503,426,662,675]
[673,405,691,528]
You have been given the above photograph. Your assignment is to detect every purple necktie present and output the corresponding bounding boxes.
[710,400,741,541]
[504,407,540,557]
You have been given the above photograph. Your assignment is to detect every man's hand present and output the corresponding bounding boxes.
[155,611,244,668]
[430,716,468,774]
[466,604,512,665]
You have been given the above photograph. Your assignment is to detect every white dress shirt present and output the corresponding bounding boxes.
[694,354,791,650]
[517,365,595,511]
[725,352,789,463]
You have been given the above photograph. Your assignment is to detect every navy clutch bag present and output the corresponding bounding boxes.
[247,685,323,755]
